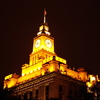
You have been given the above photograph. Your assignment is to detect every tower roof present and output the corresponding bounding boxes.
[37,9,51,36]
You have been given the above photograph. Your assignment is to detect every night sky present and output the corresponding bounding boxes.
[0,1,100,85]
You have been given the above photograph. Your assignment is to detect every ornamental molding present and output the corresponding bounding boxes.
[9,72,85,93]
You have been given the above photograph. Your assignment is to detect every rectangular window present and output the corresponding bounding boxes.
[18,95,21,100]
[59,85,63,100]
[24,93,27,100]
[29,91,32,99]
[35,89,38,100]
[46,85,49,100]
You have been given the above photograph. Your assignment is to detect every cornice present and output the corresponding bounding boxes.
[9,72,86,93]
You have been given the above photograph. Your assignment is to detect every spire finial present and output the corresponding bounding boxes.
[44,8,47,23]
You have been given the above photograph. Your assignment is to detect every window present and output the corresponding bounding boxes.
[29,91,32,99]
[74,90,77,100]
[35,89,38,100]
[67,89,73,100]
[59,85,63,100]
[46,85,49,100]
[24,93,27,100]
[17,95,21,100]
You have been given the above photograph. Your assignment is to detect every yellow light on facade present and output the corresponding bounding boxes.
[55,56,66,64]
[86,82,93,87]
[39,25,49,31]
[34,69,37,71]
[41,45,44,48]
[39,25,43,31]
[45,31,50,35]
[38,67,41,70]
[86,75,97,88]
[22,74,24,76]
[37,32,42,36]
[49,66,54,72]
[5,74,12,80]
[91,76,96,81]
[30,70,33,73]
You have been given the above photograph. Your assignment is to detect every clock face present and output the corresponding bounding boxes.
[35,39,41,48]
[45,39,52,48]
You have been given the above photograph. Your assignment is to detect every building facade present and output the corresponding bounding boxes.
[3,11,99,100]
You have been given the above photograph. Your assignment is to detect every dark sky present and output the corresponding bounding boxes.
[0,1,100,85]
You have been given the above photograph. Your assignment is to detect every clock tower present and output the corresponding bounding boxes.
[32,24,54,53]
[28,9,56,67]
[29,23,56,66]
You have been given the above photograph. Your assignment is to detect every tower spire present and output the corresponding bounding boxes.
[44,8,47,23]
[37,9,50,36]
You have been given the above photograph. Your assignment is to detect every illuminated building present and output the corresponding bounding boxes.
[3,10,100,100]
